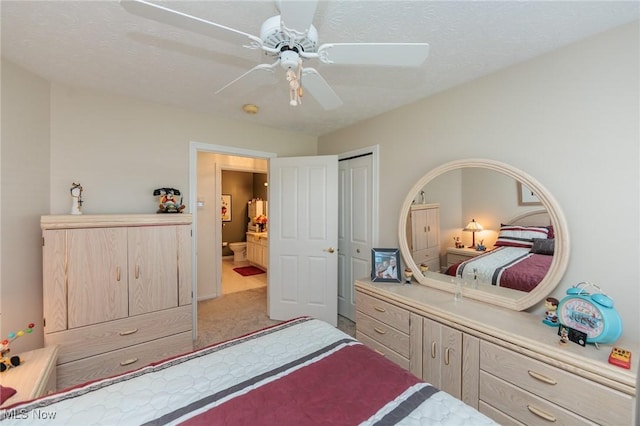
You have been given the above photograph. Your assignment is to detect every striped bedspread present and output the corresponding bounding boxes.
[1,317,495,425]
[449,246,552,292]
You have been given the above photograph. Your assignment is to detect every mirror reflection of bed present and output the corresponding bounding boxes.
[442,209,553,293]
[407,167,554,292]
[399,159,569,311]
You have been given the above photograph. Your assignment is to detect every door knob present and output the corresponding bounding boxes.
[325,247,335,253]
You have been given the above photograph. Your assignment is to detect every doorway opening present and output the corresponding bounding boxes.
[220,169,268,295]
[189,142,275,342]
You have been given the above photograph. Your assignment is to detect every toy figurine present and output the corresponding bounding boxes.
[403,268,413,285]
[476,240,486,251]
[154,188,185,213]
[1,323,35,372]
[419,263,429,276]
[454,237,464,249]
[559,326,569,345]
[542,297,559,326]
[70,182,83,215]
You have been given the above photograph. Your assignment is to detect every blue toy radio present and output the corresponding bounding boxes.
[557,282,622,345]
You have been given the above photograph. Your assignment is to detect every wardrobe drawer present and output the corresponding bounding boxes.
[356,312,410,358]
[46,305,192,364]
[56,331,193,391]
[356,331,410,371]
[447,253,471,266]
[356,291,410,333]
[480,372,593,425]
[480,341,633,425]
[412,247,440,268]
[478,401,523,426]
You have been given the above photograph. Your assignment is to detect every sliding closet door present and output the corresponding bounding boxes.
[338,154,374,321]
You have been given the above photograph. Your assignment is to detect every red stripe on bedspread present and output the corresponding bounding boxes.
[181,344,421,426]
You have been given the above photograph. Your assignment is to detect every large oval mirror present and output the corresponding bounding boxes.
[398,159,569,310]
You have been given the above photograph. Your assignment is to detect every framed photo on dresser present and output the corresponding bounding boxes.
[371,248,401,282]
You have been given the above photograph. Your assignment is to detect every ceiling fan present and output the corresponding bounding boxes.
[120,0,430,110]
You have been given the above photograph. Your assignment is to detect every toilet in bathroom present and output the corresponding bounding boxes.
[228,242,247,263]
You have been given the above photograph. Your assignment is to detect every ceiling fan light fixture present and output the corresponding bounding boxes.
[121,0,428,112]
[279,50,300,70]
[242,104,259,114]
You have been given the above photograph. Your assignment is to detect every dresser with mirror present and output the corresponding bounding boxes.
[355,159,637,424]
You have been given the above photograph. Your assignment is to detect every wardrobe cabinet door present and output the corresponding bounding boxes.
[128,226,179,316]
[67,228,128,328]
[43,230,69,333]
[177,224,192,307]
[439,323,462,399]
[423,317,462,399]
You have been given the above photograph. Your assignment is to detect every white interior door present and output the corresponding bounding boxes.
[338,154,373,321]
[268,155,338,326]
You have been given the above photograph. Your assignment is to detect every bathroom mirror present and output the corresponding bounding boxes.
[398,159,570,311]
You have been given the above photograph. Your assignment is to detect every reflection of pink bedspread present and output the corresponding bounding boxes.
[446,247,552,292]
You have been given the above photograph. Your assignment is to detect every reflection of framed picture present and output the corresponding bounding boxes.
[371,248,401,283]
[221,194,232,221]
[517,182,542,206]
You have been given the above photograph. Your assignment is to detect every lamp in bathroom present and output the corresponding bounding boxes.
[463,219,483,249]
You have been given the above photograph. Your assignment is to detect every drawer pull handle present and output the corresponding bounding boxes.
[135,264,140,279]
[444,347,451,365]
[527,405,557,422]
[431,341,437,359]
[116,267,121,282]
[120,357,139,367]
[528,370,557,385]
[374,306,386,313]
[374,349,385,357]
[119,328,139,336]
[374,327,386,335]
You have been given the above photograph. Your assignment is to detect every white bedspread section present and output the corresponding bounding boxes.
[458,246,529,285]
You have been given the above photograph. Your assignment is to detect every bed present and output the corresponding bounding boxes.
[0,317,495,425]
[446,210,554,292]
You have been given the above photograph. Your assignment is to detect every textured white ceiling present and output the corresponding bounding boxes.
[2,1,638,136]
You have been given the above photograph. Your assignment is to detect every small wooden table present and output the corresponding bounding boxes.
[0,345,59,407]
[446,246,484,267]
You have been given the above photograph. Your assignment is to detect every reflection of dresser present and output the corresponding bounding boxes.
[355,279,637,425]
[408,203,440,272]
[446,247,483,267]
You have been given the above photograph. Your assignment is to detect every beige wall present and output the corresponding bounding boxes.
[1,61,51,353]
[49,84,316,214]
[318,22,640,341]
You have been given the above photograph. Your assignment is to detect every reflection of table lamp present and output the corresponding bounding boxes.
[463,219,483,249]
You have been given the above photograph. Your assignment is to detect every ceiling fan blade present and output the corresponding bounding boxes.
[301,68,343,110]
[278,0,318,34]
[215,62,280,95]
[311,43,430,67]
[120,0,263,49]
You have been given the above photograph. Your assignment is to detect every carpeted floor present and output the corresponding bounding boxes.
[196,287,356,349]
